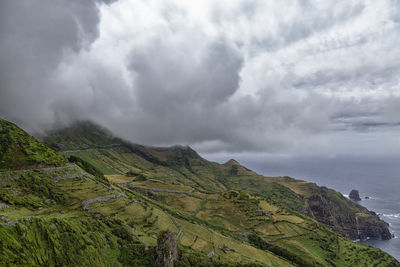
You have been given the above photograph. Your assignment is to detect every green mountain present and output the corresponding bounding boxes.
[43,120,122,151]
[0,118,67,171]
[43,121,392,241]
[0,118,398,266]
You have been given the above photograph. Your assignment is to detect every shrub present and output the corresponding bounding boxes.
[68,155,110,185]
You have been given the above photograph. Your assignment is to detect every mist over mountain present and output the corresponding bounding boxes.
[1,1,400,264]
[2,0,400,156]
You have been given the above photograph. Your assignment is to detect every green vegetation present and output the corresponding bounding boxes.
[0,166,290,266]
[248,233,319,266]
[68,155,111,185]
[0,118,67,171]
[0,216,153,266]
[43,120,123,151]
[0,118,398,266]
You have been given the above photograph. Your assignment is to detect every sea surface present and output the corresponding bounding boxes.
[211,154,400,261]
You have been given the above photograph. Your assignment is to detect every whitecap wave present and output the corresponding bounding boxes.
[341,193,377,201]
[382,213,400,219]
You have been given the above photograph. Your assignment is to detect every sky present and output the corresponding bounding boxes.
[1,0,400,158]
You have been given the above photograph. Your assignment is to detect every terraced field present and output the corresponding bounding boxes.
[1,119,398,266]
[61,146,398,266]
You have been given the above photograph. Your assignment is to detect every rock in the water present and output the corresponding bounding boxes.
[155,230,178,267]
[349,189,361,201]
[365,196,370,199]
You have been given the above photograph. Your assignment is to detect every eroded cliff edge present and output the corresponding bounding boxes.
[276,178,392,240]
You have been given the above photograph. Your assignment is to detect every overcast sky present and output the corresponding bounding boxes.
[1,0,400,158]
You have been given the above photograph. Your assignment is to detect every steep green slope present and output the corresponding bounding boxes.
[63,149,398,266]
[43,121,123,151]
[49,121,391,242]
[1,119,291,266]
[0,118,67,171]
[213,165,392,241]
[1,162,397,266]
[0,163,288,266]
[38,120,400,266]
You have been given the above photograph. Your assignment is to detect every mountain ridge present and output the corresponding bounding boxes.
[0,118,398,266]
[43,120,393,241]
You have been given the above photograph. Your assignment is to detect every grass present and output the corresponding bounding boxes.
[164,194,203,213]
[176,218,289,266]
[43,120,122,151]
[65,150,118,175]
[1,118,399,266]
[106,174,135,183]
[0,118,67,171]
[255,223,282,236]
[1,160,398,266]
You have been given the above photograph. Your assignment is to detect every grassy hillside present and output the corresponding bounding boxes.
[43,121,123,151]
[71,150,399,266]
[274,177,392,240]
[1,118,398,266]
[0,164,288,266]
[0,118,67,171]
[49,122,391,242]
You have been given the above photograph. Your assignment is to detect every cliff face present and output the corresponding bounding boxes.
[304,186,391,240]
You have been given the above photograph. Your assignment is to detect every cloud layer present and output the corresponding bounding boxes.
[1,0,400,155]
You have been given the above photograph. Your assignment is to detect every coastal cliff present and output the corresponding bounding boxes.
[304,186,391,240]
[1,119,397,266]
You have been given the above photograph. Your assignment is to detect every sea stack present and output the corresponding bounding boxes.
[349,189,361,201]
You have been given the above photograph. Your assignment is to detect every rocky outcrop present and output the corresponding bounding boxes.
[82,192,130,211]
[305,186,391,240]
[356,216,392,240]
[0,203,9,210]
[155,230,178,267]
[349,190,361,201]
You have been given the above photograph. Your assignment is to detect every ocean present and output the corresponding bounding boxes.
[208,154,400,261]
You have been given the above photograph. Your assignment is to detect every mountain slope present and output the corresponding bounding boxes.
[1,164,290,266]
[43,120,123,151]
[0,119,291,266]
[0,118,397,266]
[274,177,392,240]
[0,118,67,171]
[36,119,400,266]
[43,121,392,241]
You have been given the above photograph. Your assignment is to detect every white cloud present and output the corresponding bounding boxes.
[1,0,400,155]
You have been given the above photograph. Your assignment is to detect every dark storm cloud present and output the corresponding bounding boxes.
[128,39,242,110]
[0,0,115,128]
[1,0,400,155]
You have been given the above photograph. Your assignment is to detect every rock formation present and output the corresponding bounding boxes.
[349,190,361,201]
[155,230,178,267]
[304,187,391,240]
